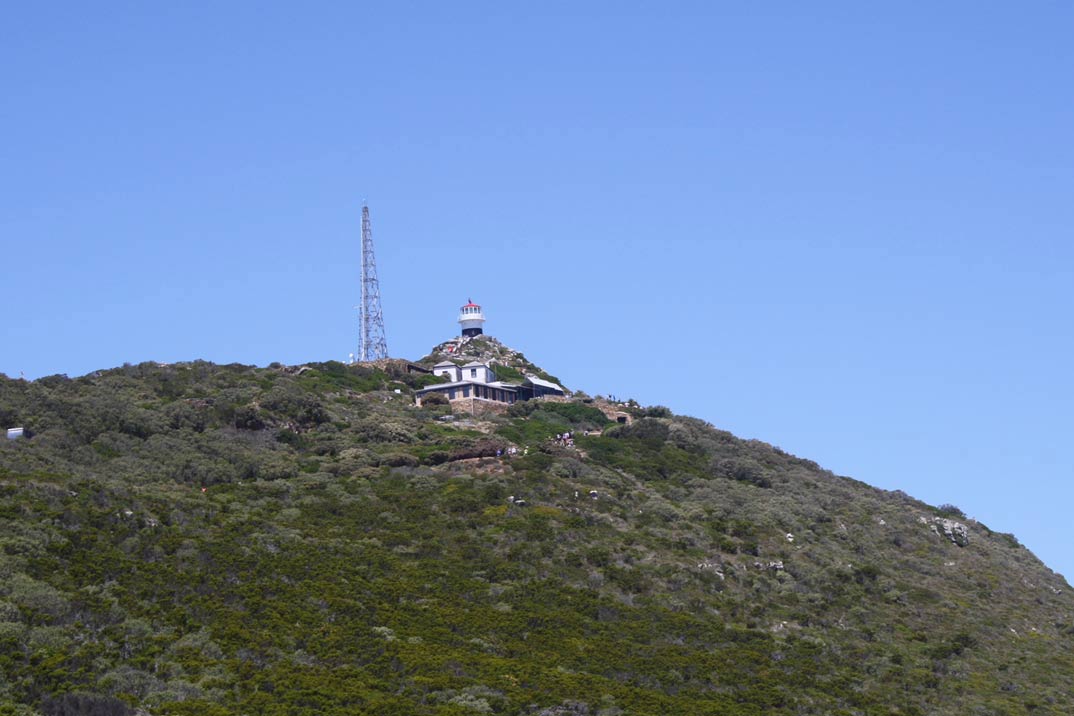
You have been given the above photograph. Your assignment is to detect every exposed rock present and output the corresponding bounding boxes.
[931,517,970,547]
[697,561,726,579]
[754,560,784,572]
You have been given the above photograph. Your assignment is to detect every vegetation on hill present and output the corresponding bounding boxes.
[0,360,1071,715]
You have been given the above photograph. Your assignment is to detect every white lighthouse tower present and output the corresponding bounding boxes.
[458,299,486,337]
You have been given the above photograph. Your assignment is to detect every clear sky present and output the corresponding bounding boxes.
[3,3,1073,579]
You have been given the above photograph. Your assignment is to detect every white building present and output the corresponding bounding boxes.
[458,300,486,337]
[416,361,565,407]
[432,360,496,384]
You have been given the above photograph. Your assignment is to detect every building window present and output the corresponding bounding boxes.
[448,389,456,399]
[470,368,477,378]
[463,386,470,397]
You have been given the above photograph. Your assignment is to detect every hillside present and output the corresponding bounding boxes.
[1,358,1072,716]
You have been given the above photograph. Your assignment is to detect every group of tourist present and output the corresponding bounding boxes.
[493,429,593,458]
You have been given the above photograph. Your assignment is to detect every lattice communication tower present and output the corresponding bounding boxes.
[356,204,389,362]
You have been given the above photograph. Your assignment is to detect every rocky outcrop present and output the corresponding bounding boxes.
[934,517,970,547]
[428,335,525,366]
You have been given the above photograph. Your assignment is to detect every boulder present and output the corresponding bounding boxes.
[932,517,969,547]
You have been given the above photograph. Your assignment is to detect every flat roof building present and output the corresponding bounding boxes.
[415,362,565,408]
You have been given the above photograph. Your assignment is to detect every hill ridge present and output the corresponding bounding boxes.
[0,359,1071,715]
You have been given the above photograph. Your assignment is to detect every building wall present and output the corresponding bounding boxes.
[416,382,518,407]
[462,365,495,383]
[450,397,510,417]
[459,319,484,335]
[433,365,501,383]
[433,365,460,381]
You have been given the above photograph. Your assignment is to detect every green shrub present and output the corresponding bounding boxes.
[710,458,772,488]
[420,392,449,407]
[232,405,265,430]
[491,364,525,383]
[408,373,450,389]
[535,401,610,428]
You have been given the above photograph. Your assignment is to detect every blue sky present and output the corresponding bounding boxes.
[3,3,1073,579]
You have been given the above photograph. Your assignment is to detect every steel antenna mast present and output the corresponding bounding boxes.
[357,203,389,362]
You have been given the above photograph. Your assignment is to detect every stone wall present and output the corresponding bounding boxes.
[450,397,510,417]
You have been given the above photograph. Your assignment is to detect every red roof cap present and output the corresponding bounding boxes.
[462,298,480,308]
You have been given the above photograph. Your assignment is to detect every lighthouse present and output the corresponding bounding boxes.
[458,299,486,337]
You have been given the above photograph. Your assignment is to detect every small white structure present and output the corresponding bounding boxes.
[458,299,486,337]
[6,427,25,440]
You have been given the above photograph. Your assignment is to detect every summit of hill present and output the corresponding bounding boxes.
[419,334,565,389]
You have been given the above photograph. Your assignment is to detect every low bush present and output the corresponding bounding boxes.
[936,504,965,518]
[420,392,449,407]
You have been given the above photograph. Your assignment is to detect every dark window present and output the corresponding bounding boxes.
[470,368,477,378]
[463,386,470,397]
[448,389,456,399]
